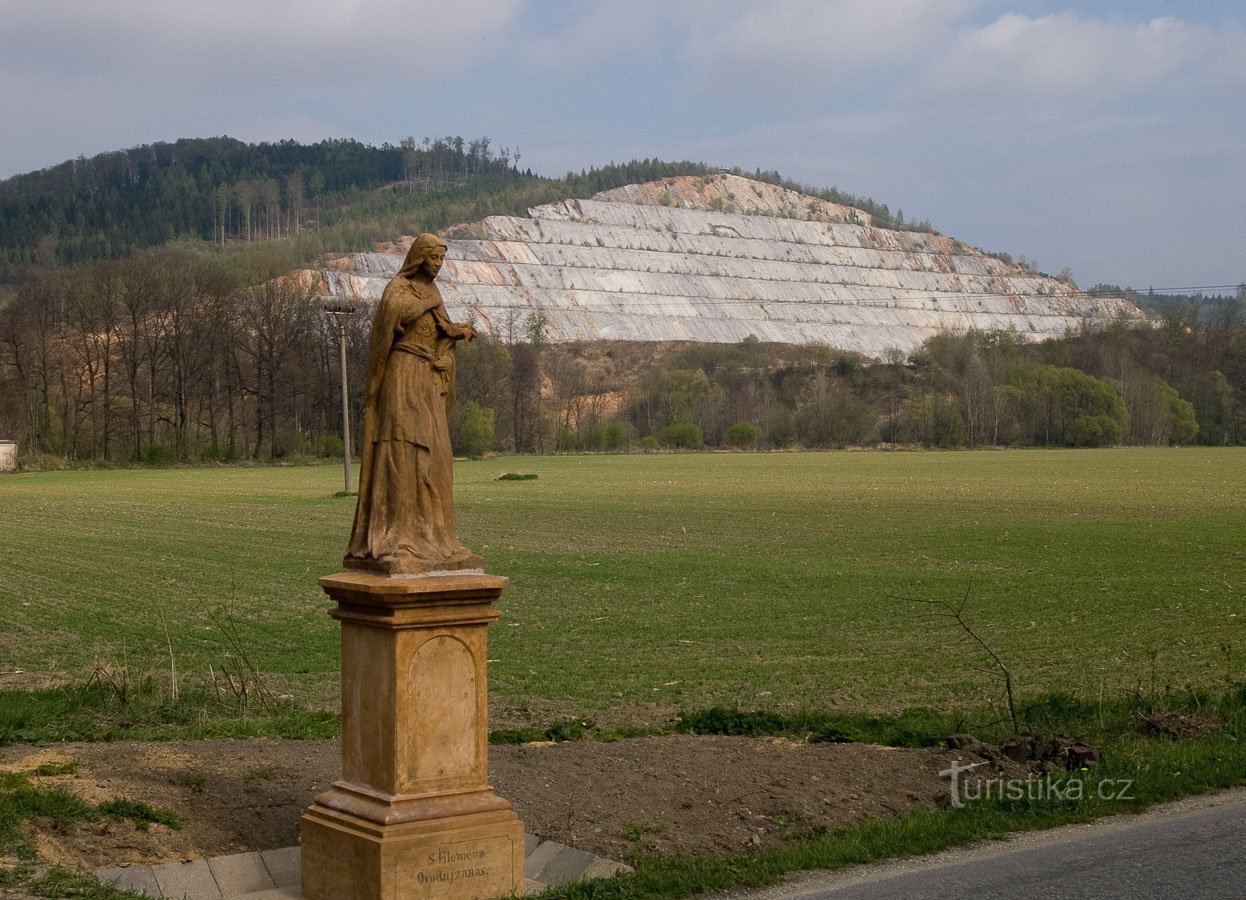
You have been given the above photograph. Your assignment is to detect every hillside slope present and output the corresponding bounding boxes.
[320,174,1148,358]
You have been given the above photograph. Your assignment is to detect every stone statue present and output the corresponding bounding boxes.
[344,233,484,576]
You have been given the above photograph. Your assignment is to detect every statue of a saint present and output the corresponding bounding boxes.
[344,233,484,575]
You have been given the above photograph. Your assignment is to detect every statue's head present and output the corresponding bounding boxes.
[398,233,448,280]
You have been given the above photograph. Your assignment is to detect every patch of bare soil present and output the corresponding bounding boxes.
[1,735,1007,876]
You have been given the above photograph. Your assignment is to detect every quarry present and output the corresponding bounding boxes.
[321,174,1149,358]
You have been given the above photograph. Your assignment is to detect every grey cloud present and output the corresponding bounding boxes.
[920,13,1246,108]
[682,0,985,98]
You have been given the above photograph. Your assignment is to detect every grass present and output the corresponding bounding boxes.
[0,449,1243,895]
[1,449,1242,725]
[1,764,180,856]
[0,679,338,745]
[0,763,183,898]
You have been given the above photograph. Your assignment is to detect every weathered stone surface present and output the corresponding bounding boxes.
[95,865,159,897]
[319,174,1148,358]
[343,234,483,577]
[208,852,278,896]
[151,858,222,899]
[259,847,301,888]
[300,572,524,900]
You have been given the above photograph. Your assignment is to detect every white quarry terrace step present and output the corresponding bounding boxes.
[95,836,632,897]
[315,174,1148,358]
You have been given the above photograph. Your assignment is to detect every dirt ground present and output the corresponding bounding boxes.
[0,734,1011,883]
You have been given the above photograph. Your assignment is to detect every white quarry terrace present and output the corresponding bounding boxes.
[319,175,1148,358]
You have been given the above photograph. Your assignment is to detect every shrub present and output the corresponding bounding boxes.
[589,422,631,452]
[655,421,704,450]
[725,421,763,449]
[766,410,797,448]
[451,401,495,459]
[797,390,878,448]
[143,444,176,467]
[273,431,313,459]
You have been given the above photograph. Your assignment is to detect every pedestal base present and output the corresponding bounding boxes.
[302,571,523,900]
[302,798,524,900]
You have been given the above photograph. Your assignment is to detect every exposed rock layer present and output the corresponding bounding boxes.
[321,175,1147,358]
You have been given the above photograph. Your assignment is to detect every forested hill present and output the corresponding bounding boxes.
[0,136,928,285]
[0,135,528,279]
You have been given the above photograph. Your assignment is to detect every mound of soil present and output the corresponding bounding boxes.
[1,735,1001,880]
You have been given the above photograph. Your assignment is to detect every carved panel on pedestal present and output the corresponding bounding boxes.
[405,634,477,791]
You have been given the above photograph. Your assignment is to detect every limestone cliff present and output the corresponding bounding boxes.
[320,174,1147,358]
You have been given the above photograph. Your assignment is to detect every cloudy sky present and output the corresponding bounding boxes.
[1,0,1242,290]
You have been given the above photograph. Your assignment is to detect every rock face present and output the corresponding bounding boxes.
[321,174,1147,358]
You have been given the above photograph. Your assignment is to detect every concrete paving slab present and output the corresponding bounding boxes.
[232,888,301,900]
[522,839,567,881]
[151,858,222,899]
[259,847,300,887]
[98,834,629,897]
[532,844,600,888]
[524,832,541,856]
[96,865,158,896]
[207,853,275,895]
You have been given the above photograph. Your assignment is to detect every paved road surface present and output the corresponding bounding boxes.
[731,788,1246,900]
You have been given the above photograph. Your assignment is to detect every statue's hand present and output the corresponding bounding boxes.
[459,323,477,342]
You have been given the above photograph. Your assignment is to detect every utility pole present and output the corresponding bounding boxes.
[322,300,358,494]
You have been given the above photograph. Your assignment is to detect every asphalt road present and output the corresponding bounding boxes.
[730,788,1246,900]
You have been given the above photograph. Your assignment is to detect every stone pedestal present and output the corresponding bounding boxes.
[301,572,524,900]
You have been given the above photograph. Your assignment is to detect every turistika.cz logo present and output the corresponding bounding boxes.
[939,759,1135,809]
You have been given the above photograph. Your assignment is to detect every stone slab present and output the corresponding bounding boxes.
[208,852,276,895]
[531,844,600,888]
[260,847,301,887]
[96,865,158,896]
[522,839,566,881]
[98,838,630,898]
[151,858,223,899]
[234,889,302,900]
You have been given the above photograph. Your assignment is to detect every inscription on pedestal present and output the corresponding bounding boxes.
[397,836,515,900]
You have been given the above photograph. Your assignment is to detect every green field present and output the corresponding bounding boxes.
[1,449,1242,726]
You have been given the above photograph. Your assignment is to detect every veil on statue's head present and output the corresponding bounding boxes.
[397,233,448,280]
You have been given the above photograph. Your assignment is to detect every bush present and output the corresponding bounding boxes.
[273,431,313,459]
[725,421,762,449]
[16,453,68,472]
[319,434,344,459]
[766,410,797,448]
[589,421,631,451]
[655,421,704,450]
[797,390,878,447]
[451,401,495,459]
[143,444,176,466]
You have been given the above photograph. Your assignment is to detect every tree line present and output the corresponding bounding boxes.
[0,131,933,288]
[450,301,1242,457]
[0,245,348,464]
[1,233,1240,466]
[0,135,527,281]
